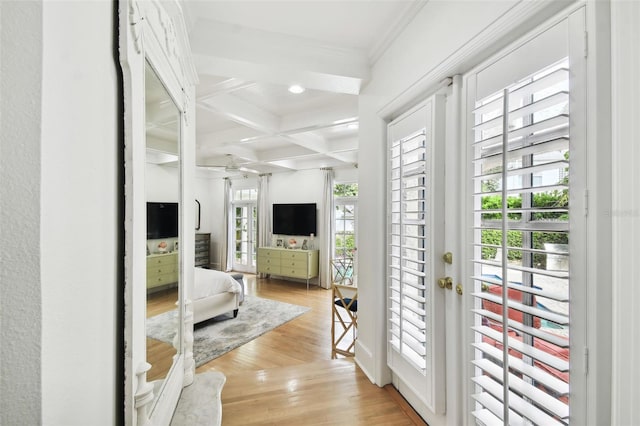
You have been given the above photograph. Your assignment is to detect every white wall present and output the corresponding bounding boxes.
[200,170,328,273]
[1,2,44,424]
[269,169,324,246]
[195,170,225,268]
[334,167,358,184]
[146,163,180,202]
[0,1,118,424]
[269,169,323,205]
[40,2,119,424]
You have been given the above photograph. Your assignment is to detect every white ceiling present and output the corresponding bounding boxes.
[181,0,423,176]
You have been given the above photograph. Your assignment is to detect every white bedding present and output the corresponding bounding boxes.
[194,268,242,300]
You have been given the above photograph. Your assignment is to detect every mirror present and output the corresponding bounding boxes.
[144,60,181,406]
[121,1,197,422]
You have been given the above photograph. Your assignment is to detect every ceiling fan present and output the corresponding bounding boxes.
[197,154,259,174]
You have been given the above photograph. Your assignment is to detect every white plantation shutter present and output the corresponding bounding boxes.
[470,59,572,425]
[387,98,445,414]
[389,128,430,370]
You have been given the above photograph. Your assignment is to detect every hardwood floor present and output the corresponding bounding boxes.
[146,287,178,382]
[147,275,426,424]
[195,275,427,425]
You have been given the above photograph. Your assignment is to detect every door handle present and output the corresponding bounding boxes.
[438,277,453,290]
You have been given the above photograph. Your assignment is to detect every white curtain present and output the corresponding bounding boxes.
[320,168,335,289]
[222,178,233,272]
[257,174,271,278]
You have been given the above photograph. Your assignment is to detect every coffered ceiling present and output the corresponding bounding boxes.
[181,0,423,176]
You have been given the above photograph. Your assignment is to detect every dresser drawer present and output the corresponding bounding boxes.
[147,253,177,266]
[281,251,309,261]
[280,259,307,269]
[147,271,178,288]
[147,263,178,276]
[280,266,310,279]
[258,257,281,267]
[257,264,280,274]
[259,248,281,258]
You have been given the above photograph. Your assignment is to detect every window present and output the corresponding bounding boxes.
[232,188,257,272]
[471,59,572,425]
[234,188,257,202]
[334,183,358,259]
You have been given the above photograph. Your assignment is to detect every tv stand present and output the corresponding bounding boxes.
[257,247,319,290]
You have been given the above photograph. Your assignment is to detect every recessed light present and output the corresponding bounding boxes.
[288,84,305,94]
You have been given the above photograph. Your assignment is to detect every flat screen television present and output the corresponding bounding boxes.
[272,203,317,236]
[147,202,178,239]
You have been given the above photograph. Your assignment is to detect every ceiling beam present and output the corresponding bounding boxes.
[195,124,261,146]
[198,94,280,134]
[280,99,358,134]
[196,77,257,101]
[189,19,370,95]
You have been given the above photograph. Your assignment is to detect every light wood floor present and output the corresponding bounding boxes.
[146,287,179,382]
[198,275,427,426]
[150,275,427,425]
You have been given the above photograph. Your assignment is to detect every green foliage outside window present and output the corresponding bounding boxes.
[481,191,568,221]
[481,229,567,266]
[481,167,569,266]
[335,234,356,257]
[334,183,358,197]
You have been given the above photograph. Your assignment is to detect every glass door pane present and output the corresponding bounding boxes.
[233,202,256,273]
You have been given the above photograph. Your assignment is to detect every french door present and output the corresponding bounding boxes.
[387,95,447,415]
[232,202,257,273]
[466,10,586,425]
[385,10,586,424]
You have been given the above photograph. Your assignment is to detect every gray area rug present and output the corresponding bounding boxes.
[146,295,309,366]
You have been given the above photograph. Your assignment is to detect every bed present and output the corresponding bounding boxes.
[193,268,244,324]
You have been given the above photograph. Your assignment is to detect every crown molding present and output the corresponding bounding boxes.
[368,0,429,66]
[377,0,578,119]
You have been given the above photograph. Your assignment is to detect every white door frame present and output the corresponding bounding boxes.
[232,201,257,273]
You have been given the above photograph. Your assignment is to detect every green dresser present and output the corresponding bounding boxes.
[257,247,319,289]
[147,252,178,289]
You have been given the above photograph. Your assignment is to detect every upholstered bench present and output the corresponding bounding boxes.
[231,273,245,303]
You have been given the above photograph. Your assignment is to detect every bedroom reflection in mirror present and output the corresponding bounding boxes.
[144,60,181,391]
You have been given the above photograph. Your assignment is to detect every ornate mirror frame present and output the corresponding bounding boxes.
[120,1,198,424]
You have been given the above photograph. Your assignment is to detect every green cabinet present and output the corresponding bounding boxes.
[147,252,178,289]
[257,247,319,289]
